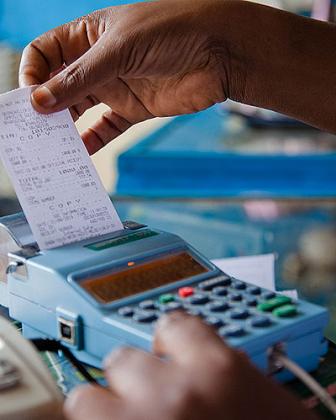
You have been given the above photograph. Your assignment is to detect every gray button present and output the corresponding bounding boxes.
[188,294,210,305]
[187,309,204,317]
[251,316,272,328]
[245,297,258,307]
[139,300,157,310]
[118,306,134,317]
[263,291,276,300]
[232,280,246,290]
[161,302,184,313]
[198,276,231,291]
[206,301,229,313]
[205,317,224,329]
[230,308,250,320]
[229,292,242,302]
[213,286,228,296]
[133,311,158,323]
[247,286,261,295]
[220,325,246,338]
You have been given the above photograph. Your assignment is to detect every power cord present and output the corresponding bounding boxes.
[31,338,99,385]
[271,349,336,417]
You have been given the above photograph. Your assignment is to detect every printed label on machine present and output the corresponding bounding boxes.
[0,87,123,250]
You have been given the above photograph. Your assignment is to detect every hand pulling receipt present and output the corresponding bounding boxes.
[0,87,123,250]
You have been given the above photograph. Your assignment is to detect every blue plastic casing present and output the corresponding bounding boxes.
[3,216,328,383]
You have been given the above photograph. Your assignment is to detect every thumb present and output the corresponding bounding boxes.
[31,38,118,113]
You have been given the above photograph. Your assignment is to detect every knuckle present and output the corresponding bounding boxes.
[29,37,43,50]
[185,315,217,339]
[62,64,87,89]
[30,30,56,52]
[105,346,143,369]
[25,37,46,58]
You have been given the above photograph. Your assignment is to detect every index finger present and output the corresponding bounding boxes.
[153,312,234,368]
[19,15,101,87]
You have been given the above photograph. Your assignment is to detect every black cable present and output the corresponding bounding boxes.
[31,338,99,385]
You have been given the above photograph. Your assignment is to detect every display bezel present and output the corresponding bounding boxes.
[68,247,218,309]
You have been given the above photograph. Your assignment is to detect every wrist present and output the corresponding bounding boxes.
[192,1,249,103]
[203,1,284,105]
[208,1,336,132]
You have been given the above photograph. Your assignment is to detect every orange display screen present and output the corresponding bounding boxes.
[81,252,208,304]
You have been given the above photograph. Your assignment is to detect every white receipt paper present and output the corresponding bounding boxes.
[0,87,123,250]
[212,254,298,299]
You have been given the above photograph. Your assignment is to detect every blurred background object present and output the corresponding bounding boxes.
[0,43,20,93]
[1,0,336,341]
[116,106,336,198]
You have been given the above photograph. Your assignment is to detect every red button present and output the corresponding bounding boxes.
[178,287,194,298]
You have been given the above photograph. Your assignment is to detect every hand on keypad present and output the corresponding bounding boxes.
[64,312,318,420]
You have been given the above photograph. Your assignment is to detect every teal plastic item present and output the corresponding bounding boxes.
[116,106,336,198]
[1,212,329,383]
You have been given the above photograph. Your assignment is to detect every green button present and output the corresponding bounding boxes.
[159,294,175,304]
[273,304,298,318]
[257,295,292,312]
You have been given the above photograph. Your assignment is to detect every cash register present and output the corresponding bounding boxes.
[0,212,329,382]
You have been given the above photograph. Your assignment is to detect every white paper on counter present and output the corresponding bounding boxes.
[212,254,298,299]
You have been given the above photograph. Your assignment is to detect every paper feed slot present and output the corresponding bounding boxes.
[0,212,38,283]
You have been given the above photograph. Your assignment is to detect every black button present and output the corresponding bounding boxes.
[188,294,210,305]
[232,280,246,290]
[251,315,272,328]
[230,308,250,320]
[205,317,224,329]
[246,286,261,295]
[206,301,229,313]
[139,300,157,310]
[198,276,231,291]
[133,311,157,323]
[229,292,242,302]
[118,307,134,317]
[161,302,184,313]
[212,286,228,297]
[245,297,257,307]
[219,325,246,338]
[263,291,276,300]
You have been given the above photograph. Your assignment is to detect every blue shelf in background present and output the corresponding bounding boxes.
[0,0,144,48]
[116,106,336,198]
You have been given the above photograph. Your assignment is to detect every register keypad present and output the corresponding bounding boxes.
[117,275,301,335]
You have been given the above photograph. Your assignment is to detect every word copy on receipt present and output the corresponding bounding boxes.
[0,87,123,250]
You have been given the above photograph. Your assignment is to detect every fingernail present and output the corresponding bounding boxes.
[103,347,126,370]
[157,310,186,329]
[32,86,57,108]
[103,354,114,370]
